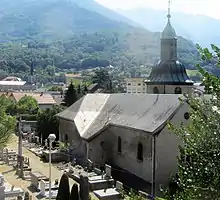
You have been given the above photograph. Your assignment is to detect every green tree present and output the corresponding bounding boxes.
[48,86,63,92]
[92,68,110,88]
[56,173,70,200]
[0,96,16,148]
[0,95,17,115]
[17,96,39,114]
[69,184,79,200]
[36,105,63,141]
[63,82,77,107]
[83,85,88,93]
[45,65,56,76]
[166,44,220,200]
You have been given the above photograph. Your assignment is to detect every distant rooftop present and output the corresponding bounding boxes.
[65,74,82,78]
[12,92,56,105]
[0,76,26,86]
[0,81,26,86]
[2,76,22,81]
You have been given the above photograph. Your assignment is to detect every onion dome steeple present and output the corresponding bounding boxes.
[145,0,193,86]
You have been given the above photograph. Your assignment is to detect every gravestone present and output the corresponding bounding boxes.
[115,181,123,192]
[87,159,93,171]
[79,175,89,200]
[40,180,46,196]
[35,136,40,145]
[105,164,111,179]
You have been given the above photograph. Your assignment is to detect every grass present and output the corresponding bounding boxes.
[67,78,92,86]
[186,69,201,77]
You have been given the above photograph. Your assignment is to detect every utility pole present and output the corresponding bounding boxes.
[17,115,23,178]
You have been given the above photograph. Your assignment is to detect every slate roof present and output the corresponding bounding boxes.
[146,60,194,85]
[57,93,182,141]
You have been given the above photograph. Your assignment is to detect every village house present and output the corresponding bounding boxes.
[10,92,56,110]
[0,76,37,91]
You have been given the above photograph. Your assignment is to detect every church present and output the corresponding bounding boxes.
[57,4,195,194]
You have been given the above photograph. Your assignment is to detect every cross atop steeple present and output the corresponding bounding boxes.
[167,0,171,19]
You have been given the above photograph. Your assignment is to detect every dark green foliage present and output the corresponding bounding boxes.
[92,68,110,88]
[84,85,88,93]
[17,96,39,115]
[69,184,79,200]
[48,86,63,92]
[0,31,200,76]
[36,105,63,141]
[56,173,70,200]
[0,96,16,148]
[63,82,78,107]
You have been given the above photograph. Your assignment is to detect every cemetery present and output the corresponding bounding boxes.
[0,171,24,200]
[0,126,151,200]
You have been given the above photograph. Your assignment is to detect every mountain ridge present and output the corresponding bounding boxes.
[116,7,220,48]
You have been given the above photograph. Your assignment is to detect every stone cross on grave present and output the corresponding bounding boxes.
[45,139,48,148]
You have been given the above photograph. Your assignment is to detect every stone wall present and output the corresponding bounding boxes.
[59,118,87,159]
[155,103,189,186]
[88,126,152,182]
[88,103,189,187]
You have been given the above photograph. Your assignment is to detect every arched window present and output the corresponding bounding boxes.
[65,134,68,142]
[153,87,159,94]
[174,87,182,94]
[137,143,143,161]
[118,136,122,153]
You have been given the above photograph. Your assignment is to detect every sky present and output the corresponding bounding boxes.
[94,0,220,19]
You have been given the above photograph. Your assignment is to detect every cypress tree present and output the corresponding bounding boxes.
[63,82,77,107]
[84,85,88,94]
[77,84,81,98]
[56,173,70,200]
[69,183,79,200]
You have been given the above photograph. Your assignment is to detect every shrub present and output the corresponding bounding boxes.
[69,183,79,200]
[56,173,70,200]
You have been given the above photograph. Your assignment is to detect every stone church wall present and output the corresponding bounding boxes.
[59,118,87,160]
[88,126,152,182]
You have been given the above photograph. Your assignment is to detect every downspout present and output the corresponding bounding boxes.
[151,135,156,199]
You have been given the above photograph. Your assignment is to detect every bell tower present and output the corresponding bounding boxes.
[145,0,193,94]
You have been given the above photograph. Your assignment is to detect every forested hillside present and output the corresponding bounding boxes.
[0,30,200,74]
[0,0,201,75]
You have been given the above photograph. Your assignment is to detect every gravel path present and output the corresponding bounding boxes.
[0,135,98,200]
